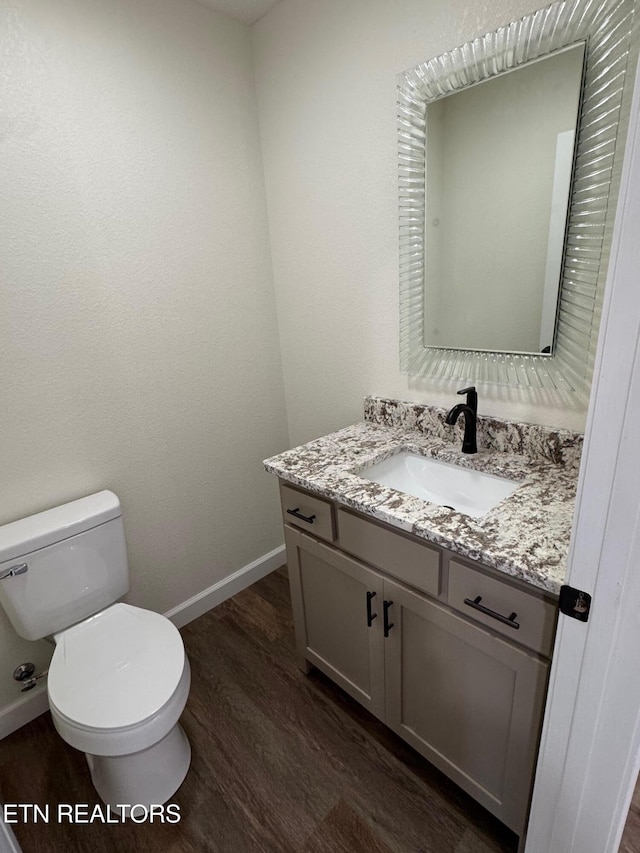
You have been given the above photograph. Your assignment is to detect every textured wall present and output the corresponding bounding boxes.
[252,0,590,447]
[0,0,288,708]
[0,0,593,720]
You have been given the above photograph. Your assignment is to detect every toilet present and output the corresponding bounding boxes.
[0,491,191,811]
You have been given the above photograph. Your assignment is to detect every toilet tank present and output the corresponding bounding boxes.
[0,491,130,641]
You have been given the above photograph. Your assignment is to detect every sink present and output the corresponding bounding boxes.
[358,451,521,518]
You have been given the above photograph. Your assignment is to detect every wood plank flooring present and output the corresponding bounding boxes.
[0,567,518,853]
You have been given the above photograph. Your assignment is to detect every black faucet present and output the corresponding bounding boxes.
[445,386,478,454]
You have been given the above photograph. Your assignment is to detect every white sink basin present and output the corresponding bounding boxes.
[358,451,521,518]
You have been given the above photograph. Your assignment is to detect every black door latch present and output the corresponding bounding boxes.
[559,585,592,622]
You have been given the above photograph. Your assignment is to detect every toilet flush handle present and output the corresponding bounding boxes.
[0,563,28,580]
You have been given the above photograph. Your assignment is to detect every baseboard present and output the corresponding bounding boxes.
[163,544,286,629]
[0,686,49,742]
[0,544,286,740]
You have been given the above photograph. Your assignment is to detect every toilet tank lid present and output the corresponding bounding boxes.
[0,491,122,563]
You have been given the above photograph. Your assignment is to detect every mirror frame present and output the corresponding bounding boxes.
[398,0,637,399]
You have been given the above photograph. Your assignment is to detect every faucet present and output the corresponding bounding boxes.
[445,386,478,454]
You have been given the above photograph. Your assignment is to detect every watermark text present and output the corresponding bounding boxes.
[2,803,181,824]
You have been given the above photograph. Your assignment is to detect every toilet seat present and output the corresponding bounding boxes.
[48,602,185,731]
[49,656,191,758]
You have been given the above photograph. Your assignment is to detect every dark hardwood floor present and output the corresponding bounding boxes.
[0,567,517,852]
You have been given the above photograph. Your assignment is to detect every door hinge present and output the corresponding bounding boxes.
[559,585,592,622]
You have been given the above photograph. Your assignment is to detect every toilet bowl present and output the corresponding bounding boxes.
[0,491,192,808]
[48,603,191,809]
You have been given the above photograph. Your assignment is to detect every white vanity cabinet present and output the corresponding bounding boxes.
[280,481,556,837]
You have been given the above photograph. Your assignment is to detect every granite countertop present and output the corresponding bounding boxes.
[264,398,583,596]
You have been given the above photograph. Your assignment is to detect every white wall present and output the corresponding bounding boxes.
[0,0,289,708]
[252,0,589,447]
[0,0,594,718]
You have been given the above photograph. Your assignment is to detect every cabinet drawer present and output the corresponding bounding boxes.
[447,560,557,657]
[337,508,441,598]
[280,483,335,542]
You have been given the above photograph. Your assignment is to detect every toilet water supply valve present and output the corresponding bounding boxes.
[13,662,48,692]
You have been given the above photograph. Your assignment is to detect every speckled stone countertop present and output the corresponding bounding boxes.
[264,398,583,596]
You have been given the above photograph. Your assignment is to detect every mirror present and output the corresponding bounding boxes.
[398,0,637,397]
[424,44,585,355]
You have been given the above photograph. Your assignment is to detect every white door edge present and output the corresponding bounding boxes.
[525,50,640,853]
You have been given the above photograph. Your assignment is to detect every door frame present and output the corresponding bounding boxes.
[525,51,640,853]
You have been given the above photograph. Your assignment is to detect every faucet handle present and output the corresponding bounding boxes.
[457,386,478,414]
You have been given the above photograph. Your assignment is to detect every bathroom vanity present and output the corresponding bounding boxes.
[264,397,582,841]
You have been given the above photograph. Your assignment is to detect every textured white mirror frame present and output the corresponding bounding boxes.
[398,0,638,400]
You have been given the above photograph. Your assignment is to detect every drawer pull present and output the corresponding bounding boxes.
[366,590,377,627]
[383,600,394,637]
[464,595,520,630]
[286,507,316,524]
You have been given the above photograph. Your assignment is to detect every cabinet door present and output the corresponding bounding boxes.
[383,578,549,834]
[285,526,385,719]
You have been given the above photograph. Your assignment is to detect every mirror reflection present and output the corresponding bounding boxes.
[423,43,585,355]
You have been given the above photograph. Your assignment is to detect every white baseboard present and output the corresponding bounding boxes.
[164,544,286,629]
[0,686,49,742]
[0,544,286,740]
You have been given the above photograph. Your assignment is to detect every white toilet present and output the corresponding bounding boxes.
[0,491,191,811]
